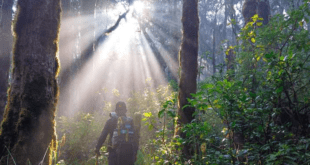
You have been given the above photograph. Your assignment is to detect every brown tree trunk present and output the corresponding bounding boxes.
[177,0,199,158]
[242,0,258,25]
[242,0,270,26]
[0,0,61,164]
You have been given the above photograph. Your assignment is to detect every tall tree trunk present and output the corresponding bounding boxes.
[229,0,237,46]
[222,1,228,42]
[177,0,199,158]
[0,0,61,164]
[226,0,236,73]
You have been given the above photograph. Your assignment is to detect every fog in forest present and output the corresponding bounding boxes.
[0,0,305,118]
[0,0,309,164]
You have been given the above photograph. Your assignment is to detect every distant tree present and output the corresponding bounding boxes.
[0,0,14,123]
[242,0,258,25]
[212,27,216,74]
[0,0,61,164]
[258,0,270,25]
[242,0,270,25]
[223,0,271,160]
[177,0,199,158]
[225,0,241,73]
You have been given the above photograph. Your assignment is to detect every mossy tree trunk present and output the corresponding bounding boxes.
[0,0,61,164]
[242,0,270,26]
[177,0,199,158]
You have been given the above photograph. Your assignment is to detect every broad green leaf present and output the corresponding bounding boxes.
[248,31,254,37]
[224,79,228,84]
[203,83,214,89]
[232,121,236,127]
[167,110,176,118]
[225,50,229,55]
[143,112,152,118]
[251,38,256,43]
[276,86,284,93]
[278,70,284,75]
[158,109,165,118]
[250,92,256,99]
[289,53,295,60]
[263,58,268,62]
[252,14,259,22]
[163,103,168,108]
[239,94,247,102]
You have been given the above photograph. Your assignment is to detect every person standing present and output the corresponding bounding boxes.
[95,101,136,165]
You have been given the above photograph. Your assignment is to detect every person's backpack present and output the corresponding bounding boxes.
[110,114,135,164]
[111,115,135,147]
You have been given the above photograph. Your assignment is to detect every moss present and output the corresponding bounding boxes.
[177,0,199,158]
[178,0,199,124]
[242,0,258,25]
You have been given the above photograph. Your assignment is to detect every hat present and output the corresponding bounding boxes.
[115,101,126,111]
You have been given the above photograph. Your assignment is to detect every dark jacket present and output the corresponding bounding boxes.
[96,116,118,151]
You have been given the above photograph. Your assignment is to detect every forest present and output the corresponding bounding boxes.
[0,0,309,164]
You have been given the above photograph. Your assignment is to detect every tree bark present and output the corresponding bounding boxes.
[242,0,270,26]
[0,0,61,164]
[242,0,258,25]
[177,0,199,158]
[258,0,270,25]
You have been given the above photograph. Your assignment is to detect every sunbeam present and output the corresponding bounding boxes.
[132,1,145,15]
[57,1,179,116]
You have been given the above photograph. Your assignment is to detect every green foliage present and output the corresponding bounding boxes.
[144,3,310,164]
[132,85,178,165]
[178,4,310,164]
[127,81,176,149]
[168,79,179,92]
[55,111,107,164]
[155,98,179,163]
